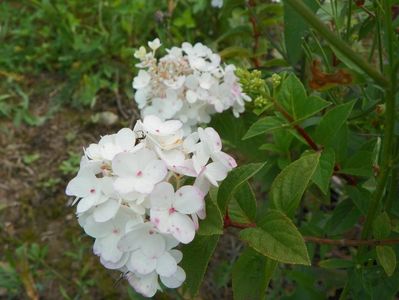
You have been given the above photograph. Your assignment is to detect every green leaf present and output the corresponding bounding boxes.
[218,162,266,214]
[341,139,377,177]
[277,74,330,121]
[325,199,361,235]
[314,100,356,145]
[377,246,396,277]
[318,258,354,269]
[240,210,310,265]
[181,235,219,296]
[283,0,319,64]
[197,190,223,236]
[243,116,285,140]
[373,212,391,239]
[276,74,330,121]
[229,182,257,223]
[270,152,320,216]
[232,248,277,300]
[346,186,371,215]
[312,148,335,194]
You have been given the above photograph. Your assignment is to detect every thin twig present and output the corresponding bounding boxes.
[247,0,261,68]
[224,219,399,246]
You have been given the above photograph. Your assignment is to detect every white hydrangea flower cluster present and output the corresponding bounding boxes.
[132,39,251,134]
[65,115,236,297]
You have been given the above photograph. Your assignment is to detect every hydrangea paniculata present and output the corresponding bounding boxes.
[66,115,236,297]
[132,39,251,134]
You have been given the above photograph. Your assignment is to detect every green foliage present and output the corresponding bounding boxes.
[232,248,277,300]
[376,246,396,277]
[181,235,220,297]
[275,73,330,121]
[270,152,320,217]
[240,210,310,265]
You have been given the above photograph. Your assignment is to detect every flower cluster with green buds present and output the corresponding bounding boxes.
[235,68,271,115]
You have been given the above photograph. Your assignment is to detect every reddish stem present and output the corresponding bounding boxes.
[223,218,399,246]
[247,0,261,68]
[274,100,357,186]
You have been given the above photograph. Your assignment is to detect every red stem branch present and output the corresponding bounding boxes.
[247,0,261,68]
[224,218,399,246]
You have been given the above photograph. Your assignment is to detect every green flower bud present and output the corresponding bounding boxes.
[271,73,281,88]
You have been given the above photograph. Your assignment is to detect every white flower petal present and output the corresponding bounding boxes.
[93,198,120,222]
[168,213,196,244]
[160,266,186,289]
[127,250,157,275]
[141,232,166,259]
[156,252,177,277]
[173,185,204,214]
[150,182,174,210]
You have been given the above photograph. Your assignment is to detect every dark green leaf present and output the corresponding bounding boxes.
[232,248,277,300]
[270,152,320,216]
[276,74,330,121]
[218,162,266,214]
[229,182,257,223]
[314,101,355,145]
[325,199,361,235]
[240,210,310,265]
[181,235,219,297]
[283,0,319,64]
[312,148,335,194]
[197,189,223,236]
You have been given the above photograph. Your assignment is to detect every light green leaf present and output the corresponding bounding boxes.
[243,116,285,140]
[232,248,277,300]
[181,235,219,296]
[240,210,310,265]
[377,246,396,277]
[373,212,391,239]
[318,258,354,269]
[270,152,320,216]
[314,100,356,145]
[218,162,266,214]
[312,148,335,194]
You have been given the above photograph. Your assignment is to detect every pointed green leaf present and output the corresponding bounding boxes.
[243,116,285,140]
[240,210,310,265]
[270,152,320,216]
[197,190,223,236]
[373,212,391,239]
[312,148,335,194]
[314,100,355,145]
[283,0,319,64]
[232,248,277,300]
[181,235,219,296]
[377,246,396,277]
[218,162,266,214]
[229,182,257,223]
[276,74,330,121]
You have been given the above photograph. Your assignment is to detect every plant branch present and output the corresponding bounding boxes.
[303,236,399,246]
[360,0,397,239]
[271,97,357,185]
[247,0,261,68]
[284,0,389,88]
[224,218,399,246]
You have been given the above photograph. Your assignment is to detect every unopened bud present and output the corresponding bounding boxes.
[271,73,281,88]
